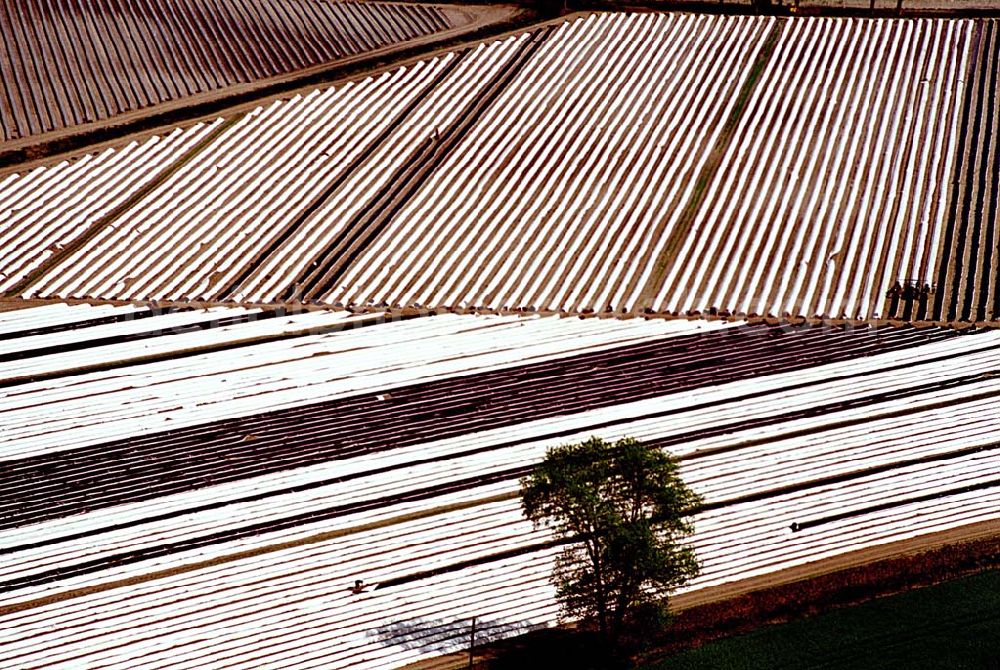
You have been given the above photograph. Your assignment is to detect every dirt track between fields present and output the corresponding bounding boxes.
[670,518,1000,610]
[0,3,534,175]
[402,518,1000,669]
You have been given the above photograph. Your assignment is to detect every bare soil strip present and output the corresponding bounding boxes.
[686,526,998,605]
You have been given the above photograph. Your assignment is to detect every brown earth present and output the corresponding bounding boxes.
[0,3,533,174]
[403,518,1000,669]
[1,293,995,333]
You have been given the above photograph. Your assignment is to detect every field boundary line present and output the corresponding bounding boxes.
[3,116,242,299]
[9,294,1000,329]
[0,5,530,173]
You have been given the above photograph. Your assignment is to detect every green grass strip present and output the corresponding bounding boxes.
[637,20,783,311]
[642,569,1000,670]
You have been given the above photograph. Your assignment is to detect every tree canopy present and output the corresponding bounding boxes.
[520,436,702,649]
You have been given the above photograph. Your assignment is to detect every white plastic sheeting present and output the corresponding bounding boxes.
[0,308,997,669]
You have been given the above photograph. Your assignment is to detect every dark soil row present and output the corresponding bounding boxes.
[5,324,989,593]
[935,20,1000,323]
[0,322,956,531]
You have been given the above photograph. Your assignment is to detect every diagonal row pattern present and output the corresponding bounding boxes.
[330,12,775,313]
[5,14,1000,325]
[935,21,1000,323]
[0,121,220,292]
[0,0,452,142]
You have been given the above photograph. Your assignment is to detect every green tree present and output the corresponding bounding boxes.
[520,436,702,650]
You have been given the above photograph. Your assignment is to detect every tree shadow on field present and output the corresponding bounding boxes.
[485,627,631,670]
[370,616,633,668]
[369,616,538,655]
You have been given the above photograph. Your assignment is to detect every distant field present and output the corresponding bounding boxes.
[5,13,1000,325]
[0,0,453,142]
[646,569,1000,670]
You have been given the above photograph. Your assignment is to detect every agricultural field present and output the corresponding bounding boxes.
[1,304,999,668]
[934,19,1000,323]
[9,12,777,307]
[2,12,999,324]
[646,569,1000,669]
[26,36,536,303]
[4,8,1000,667]
[0,121,222,293]
[0,0,458,143]
[652,17,970,321]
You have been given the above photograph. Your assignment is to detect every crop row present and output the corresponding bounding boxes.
[0,305,998,668]
[0,313,950,530]
[934,20,1000,322]
[653,17,970,320]
[0,121,220,292]
[0,0,452,142]
[326,13,774,313]
[28,36,530,303]
[10,12,774,307]
[2,13,999,320]
[0,306,696,464]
